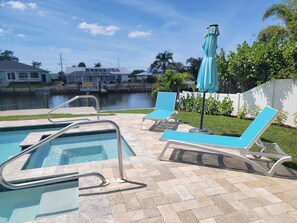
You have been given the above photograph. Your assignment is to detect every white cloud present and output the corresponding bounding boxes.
[0,28,5,36]
[27,2,37,9]
[17,33,26,38]
[1,1,37,11]
[37,10,47,16]
[78,22,119,36]
[5,1,26,10]
[128,31,151,38]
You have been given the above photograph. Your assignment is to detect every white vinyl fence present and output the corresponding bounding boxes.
[180,79,297,127]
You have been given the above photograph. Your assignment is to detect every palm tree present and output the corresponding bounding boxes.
[32,60,42,68]
[149,51,174,73]
[262,1,297,40]
[94,62,102,67]
[186,57,202,80]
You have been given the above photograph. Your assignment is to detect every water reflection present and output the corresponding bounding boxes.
[0,92,155,111]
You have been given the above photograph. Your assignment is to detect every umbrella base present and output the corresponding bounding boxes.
[189,128,212,135]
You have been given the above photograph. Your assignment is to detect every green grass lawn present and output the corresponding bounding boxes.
[1,108,296,169]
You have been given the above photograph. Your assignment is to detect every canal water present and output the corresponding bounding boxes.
[0,92,155,111]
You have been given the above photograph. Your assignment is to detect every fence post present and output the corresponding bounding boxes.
[237,93,241,113]
[271,79,276,108]
[43,93,49,108]
[86,92,90,106]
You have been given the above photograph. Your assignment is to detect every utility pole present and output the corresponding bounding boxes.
[59,53,63,72]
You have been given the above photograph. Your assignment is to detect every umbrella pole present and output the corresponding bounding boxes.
[199,92,206,130]
[189,91,211,134]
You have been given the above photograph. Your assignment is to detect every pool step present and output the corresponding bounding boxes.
[36,181,79,219]
[8,205,39,223]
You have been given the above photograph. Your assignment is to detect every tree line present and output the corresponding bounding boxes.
[217,0,297,93]
[149,0,297,93]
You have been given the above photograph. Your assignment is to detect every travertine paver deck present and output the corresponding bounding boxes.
[1,111,297,223]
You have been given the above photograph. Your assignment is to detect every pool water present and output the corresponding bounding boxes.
[0,180,78,223]
[24,131,134,169]
[0,125,67,164]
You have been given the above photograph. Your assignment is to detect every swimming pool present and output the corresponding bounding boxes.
[0,180,78,223]
[0,124,68,164]
[0,124,134,222]
[23,130,135,169]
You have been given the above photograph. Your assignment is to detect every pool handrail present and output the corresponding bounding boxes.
[0,120,124,190]
[47,95,99,123]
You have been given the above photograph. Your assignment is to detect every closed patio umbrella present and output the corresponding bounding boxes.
[190,24,219,134]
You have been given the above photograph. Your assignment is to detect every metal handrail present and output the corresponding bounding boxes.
[47,95,100,123]
[0,120,124,190]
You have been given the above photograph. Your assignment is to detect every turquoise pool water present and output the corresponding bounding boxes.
[0,125,67,164]
[23,131,134,169]
[0,180,78,223]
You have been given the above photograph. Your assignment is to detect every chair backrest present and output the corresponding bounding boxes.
[155,92,177,112]
[240,106,278,148]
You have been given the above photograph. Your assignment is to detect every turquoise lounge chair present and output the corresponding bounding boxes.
[141,92,178,130]
[158,106,291,176]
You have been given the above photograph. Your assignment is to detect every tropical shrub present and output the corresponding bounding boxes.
[273,110,288,126]
[205,96,220,115]
[192,97,202,113]
[219,97,233,116]
[178,94,234,116]
[251,105,262,118]
[237,104,248,119]
[152,69,192,98]
[185,95,196,112]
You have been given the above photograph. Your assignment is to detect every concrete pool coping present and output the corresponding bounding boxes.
[0,109,297,222]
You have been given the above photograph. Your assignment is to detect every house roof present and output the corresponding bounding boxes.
[0,61,48,72]
[67,67,130,76]
[136,71,160,76]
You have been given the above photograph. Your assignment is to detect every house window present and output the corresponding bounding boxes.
[19,73,28,80]
[7,72,16,80]
[30,72,39,79]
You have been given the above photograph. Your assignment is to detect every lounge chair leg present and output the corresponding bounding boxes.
[140,119,144,130]
[158,141,171,160]
[267,155,292,176]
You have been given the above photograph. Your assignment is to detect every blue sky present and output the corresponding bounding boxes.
[1,0,282,73]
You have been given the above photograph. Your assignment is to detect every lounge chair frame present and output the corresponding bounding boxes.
[141,92,178,130]
[158,107,291,176]
[141,111,178,130]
